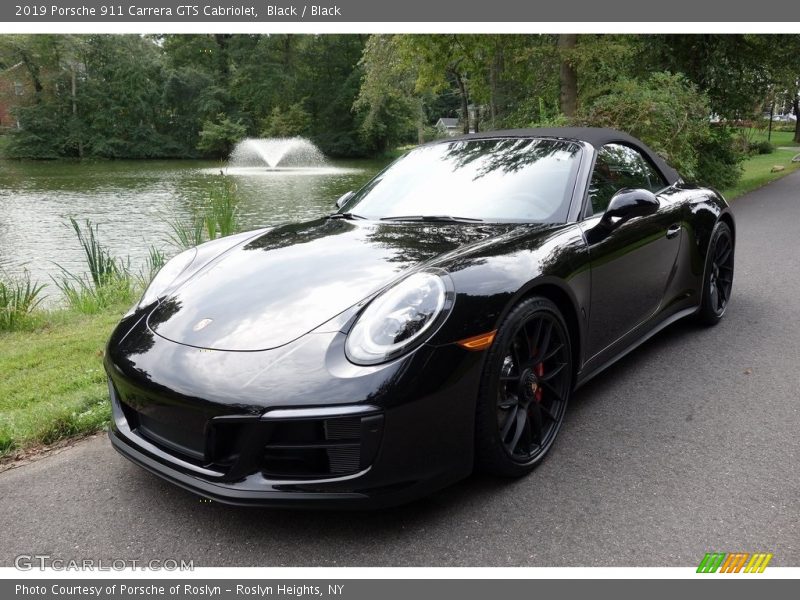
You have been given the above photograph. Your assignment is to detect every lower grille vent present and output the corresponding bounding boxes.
[261,415,382,479]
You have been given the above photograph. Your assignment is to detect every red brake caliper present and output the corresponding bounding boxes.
[534,362,544,403]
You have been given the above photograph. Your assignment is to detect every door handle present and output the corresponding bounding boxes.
[666,224,681,239]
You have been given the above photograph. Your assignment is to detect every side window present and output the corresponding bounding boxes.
[587,143,667,215]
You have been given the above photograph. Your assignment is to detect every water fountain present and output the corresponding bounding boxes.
[228,137,328,170]
[221,136,361,177]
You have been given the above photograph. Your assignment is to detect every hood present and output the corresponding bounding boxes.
[147,218,531,351]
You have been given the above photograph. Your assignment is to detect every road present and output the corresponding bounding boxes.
[1,172,799,567]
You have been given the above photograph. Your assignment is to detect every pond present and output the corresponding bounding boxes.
[0,158,387,304]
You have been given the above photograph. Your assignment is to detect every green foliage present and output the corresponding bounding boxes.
[65,217,119,288]
[502,97,568,129]
[260,103,311,138]
[752,140,775,155]
[36,397,109,446]
[167,214,205,250]
[634,35,792,120]
[354,35,421,152]
[721,148,800,200]
[0,431,14,455]
[570,35,638,103]
[0,34,375,159]
[0,307,121,458]
[140,245,167,287]
[579,72,742,188]
[737,127,799,147]
[197,114,247,157]
[1,33,798,163]
[4,104,66,159]
[55,269,135,315]
[53,218,136,314]
[161,67,220,154]
[3,35,188,159]
[298,35,373,157]
[695,125,745,190]
[0,270,46,331]
[166,175,240,249]
[205,176,239,238]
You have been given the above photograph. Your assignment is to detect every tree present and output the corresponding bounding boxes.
[197,114,246,157]
[794,92,800,144]
[635,35,777,120]
[77,35,173,158]
[763,35,800,143]
[354,35,421,151]
[260,103,311,137]
[558,34,577,117]
[399,35,475,134]
[2,34,796,160]
[295,34,370,156]
[579,72,743,188]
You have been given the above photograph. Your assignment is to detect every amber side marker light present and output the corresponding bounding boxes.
[457,330,497,351]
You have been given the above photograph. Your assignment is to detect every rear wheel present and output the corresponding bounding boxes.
[697,221,734,326]
[475,297,573,477]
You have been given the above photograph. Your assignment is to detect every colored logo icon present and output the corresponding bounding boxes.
[697,552,773,573]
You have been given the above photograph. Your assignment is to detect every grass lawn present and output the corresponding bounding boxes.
[722,148,800,200]
[737,127,799,147]
[0,308,124,459]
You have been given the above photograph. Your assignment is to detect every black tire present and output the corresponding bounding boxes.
[475,296,573,477]
[696,221,734,326]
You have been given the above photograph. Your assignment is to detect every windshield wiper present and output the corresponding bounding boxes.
[328,212,367,220]
[379,215,484,223]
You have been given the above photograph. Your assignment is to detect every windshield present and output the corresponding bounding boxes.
[342,137,583,223]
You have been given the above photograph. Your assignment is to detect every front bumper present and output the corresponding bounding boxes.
[105,316,484,508]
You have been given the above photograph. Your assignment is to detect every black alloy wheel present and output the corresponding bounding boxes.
[475,297,572,477]
[698,221,734,325]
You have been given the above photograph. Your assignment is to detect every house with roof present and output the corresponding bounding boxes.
[0,62,30,129]
[435,117,461,137]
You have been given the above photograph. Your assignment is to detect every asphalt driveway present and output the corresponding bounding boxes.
[1,172,798,567]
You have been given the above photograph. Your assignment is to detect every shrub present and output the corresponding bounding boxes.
[55,270,135,315]
[54,219,136,314]
[695,125,745,190]
[166,175,240,249]
[0,270,46,331]
[578,72,743,189]
[751,140,775,155]
[205,176,239,238]
[140,245,166,287]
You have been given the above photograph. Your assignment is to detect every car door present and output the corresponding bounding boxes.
[579,143,683,360]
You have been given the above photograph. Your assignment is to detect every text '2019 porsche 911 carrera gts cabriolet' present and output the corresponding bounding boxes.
[106,128,735,508]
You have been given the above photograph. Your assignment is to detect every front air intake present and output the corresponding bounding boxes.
[261,414,383,479]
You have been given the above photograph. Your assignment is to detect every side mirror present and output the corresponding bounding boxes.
[601,188,659,224]
[336,190,354,209]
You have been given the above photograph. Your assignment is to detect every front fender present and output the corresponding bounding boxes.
[431,224,590,350]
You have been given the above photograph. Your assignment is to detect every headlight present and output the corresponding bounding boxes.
[136,247,197,310]
[345,271,454,365]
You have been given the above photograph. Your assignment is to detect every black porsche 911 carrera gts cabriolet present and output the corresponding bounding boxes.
[106,128,735,507]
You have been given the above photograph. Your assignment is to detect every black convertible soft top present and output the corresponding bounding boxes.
[443,127,682,185]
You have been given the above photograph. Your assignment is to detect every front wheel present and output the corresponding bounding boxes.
[474,297,573,477]
[697,221,734,326]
